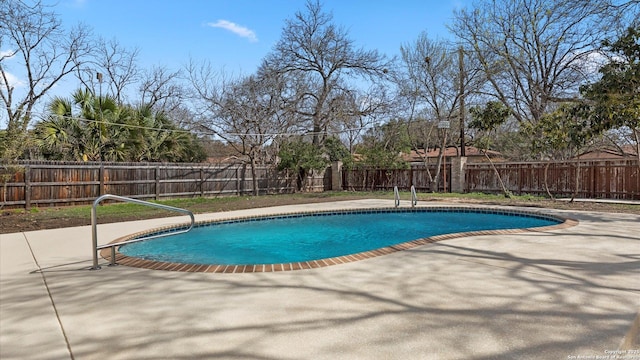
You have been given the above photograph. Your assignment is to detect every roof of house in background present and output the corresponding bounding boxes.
[205,155,247,164]
[402,146,502,162]
[576,145,638,160]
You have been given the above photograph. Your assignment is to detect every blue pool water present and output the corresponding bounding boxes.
[119,209,560,265]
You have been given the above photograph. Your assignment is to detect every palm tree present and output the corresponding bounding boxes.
[36,97,82,160]
[130,106,200,162]
[72,88,120,161]
[35,89,206,162]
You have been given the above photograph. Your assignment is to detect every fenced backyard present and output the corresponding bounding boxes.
[0,161,328,209]
[1,158,638,209]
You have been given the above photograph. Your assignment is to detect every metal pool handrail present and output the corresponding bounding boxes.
[411,185,418,207]
[91,194,195,270]
[394,186,418,208]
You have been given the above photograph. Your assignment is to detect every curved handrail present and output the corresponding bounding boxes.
[91,194,195,270]
[411,185,418,207]
[394,186,400,207]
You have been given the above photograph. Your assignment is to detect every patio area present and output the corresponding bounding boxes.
[1,199,639,359]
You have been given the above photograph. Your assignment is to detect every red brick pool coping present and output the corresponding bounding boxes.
[100,207,579,273]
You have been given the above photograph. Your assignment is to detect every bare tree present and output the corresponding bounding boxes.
[187,60,293,195]
[139,65,184,113]
[75,37,140,105]
[451,0,609,126]
[261,0,392,147]
[397,32,481,191]
[0,0,91,160]
[400,34,462,126]
[330,86,391,153]
[602,0,640,31]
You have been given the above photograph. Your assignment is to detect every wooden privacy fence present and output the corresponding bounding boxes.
[0,161,327,209]
[466,159,640,200]
[342,165,451,193]
[2,158,638,209]
[342,158,639,200]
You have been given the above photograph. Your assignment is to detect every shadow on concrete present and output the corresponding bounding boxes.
[3,239,638,359]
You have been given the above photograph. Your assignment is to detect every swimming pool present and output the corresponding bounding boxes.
[108,207,575,272]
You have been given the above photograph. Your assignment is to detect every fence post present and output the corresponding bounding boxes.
[235,167,240,195]
[450,157,467,193]
[155,166,160,200]
[331,161,342,191]
[365,169,369,191]
[591,165,596,198]
[341,168,347,191]
[99,164,105,196]
[518,165,523,195]
[200,167,204,197]
[24,165,31,210]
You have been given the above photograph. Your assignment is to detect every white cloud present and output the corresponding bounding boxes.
[1,49,16,60]
[575,50,617,76]
[0,49,23,88]
[0,71,25,89]
[207,20,258,43]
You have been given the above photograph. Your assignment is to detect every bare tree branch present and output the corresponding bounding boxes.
[451,0,613,125]
[261,0,393,146]
[1,0,92,160]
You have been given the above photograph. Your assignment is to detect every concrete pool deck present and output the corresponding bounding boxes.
[1,199,639,359]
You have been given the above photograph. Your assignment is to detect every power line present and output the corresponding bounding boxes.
[2,106,384,138]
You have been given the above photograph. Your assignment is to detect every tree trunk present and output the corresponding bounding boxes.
[429,152,444,193]
[0,179,8,210]
[543,161,555,200]
[429,130,448,192]
[239,163,247,195]
[250,157,259,196]
[296,168,307,192]
[484,152,512,198]
[569,161,581,203]
[421,161,434,191]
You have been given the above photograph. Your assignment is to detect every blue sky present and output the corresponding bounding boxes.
[1,0,470,127]
[48,0,469,75]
